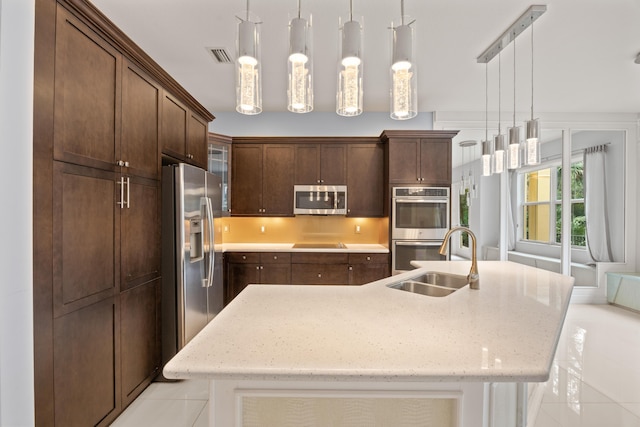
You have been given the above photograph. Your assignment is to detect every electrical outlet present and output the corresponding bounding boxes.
[260,225,266,234]
[355,225,361,234]
[223,225,230,233]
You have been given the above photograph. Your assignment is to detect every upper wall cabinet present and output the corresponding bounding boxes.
[160,92,208,169]
[346,142,384,217]
[295,144,346,185]
[53,8,122,171]
[381,130,458,186]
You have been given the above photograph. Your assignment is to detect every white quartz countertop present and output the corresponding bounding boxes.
[222,243,389,253]
[164,261,574,383]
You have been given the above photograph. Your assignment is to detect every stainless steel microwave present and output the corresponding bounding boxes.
[294,185,347,215]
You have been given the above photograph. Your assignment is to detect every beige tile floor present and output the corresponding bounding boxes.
[111,304,640,427]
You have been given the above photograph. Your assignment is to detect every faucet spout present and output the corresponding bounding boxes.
[439,226,479,290]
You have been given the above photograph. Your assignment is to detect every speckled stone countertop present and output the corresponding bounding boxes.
[163,261,574,383]
[221,243,389,253]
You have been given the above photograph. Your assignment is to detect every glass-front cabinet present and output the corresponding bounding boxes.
[208,133,231,214]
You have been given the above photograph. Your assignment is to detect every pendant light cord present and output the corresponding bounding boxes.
[530,20,534,120]
[485,62,488,142]
[498,52,501,134]
[246,0,249,21]
[298,0,301,18]
[513,36,516,127]
[401,0,405,25]
[349,0,353,21]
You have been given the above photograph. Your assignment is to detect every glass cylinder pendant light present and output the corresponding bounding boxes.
[288,0,313,113]
[337,0,363,117]
[525,20,540,164]
[493,53,505,174]
[236,0,262,115]
[482,63,493,177]
[508,36,521,170]
[390,0,417,120]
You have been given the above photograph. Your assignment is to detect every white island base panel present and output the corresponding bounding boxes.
[209,379,526,427]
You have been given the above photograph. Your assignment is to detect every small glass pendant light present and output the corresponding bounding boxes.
[508,36,521,170]
[482,62,493,177]
[525,20,540,165]
[390,0,417,120]
[236,0,262,115]
[287,0,313,113]
[337,0,363,117]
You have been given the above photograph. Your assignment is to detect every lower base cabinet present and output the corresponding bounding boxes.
[121,278,161,406]
[224,252,390,305]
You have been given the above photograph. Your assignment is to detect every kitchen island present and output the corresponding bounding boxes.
[164,261,574,427]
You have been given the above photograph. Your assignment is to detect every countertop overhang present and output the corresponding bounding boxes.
[164,261,574,383]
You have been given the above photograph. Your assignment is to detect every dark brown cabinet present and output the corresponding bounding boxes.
[348,253,390,285]
[231,143,295,216]
[120,278,161,406]
[346,142,385,217]
[291,253,350,285]
[225,252,291,304]
[34,1,213,424]
[53,7,121,171]
[382,130,457,186]
[295,144,346,185]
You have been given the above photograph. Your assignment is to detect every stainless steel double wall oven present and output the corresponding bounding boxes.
[391,187,450,273]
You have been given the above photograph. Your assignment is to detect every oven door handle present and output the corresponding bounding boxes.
[393,198,447,204]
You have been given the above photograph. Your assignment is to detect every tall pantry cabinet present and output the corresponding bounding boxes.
[33,1,214,425]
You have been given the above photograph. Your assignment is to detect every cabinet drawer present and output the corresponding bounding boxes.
[260,253,291,264]
[348,253,389,264]
[291,264,349,285]
[291,252,349,264]
[226,252,260,263]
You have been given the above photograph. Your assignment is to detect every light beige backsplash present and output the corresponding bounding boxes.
[221,216,389,245]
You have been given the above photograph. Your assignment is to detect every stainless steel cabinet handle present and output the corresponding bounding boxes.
[205,197,215,287]
[125,177,130,209]
[117,177,125,208]
[317,273,321,278]
[366,256,371,261]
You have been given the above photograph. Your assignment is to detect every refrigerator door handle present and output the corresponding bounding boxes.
[205,196,215,288]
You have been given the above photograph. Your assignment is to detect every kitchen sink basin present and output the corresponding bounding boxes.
[293,242,346,249]
[409,272,469,289]
[388,281,456,297]
[387,271,469,297]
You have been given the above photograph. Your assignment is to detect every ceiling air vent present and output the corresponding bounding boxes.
[208,47,233,64]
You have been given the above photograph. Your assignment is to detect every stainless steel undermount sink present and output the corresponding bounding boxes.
[387,271,469,297]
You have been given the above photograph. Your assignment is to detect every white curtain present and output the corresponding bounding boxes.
[584,145,613,262]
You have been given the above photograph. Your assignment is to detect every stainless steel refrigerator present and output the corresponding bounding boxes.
[161,163,223,367]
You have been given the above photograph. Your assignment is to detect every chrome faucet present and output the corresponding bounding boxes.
[439,226,479,290]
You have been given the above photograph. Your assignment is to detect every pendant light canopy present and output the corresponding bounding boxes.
[337,0,363,117]
[390,0,417,120]
[288,0,313,113]
[236,0,262,115]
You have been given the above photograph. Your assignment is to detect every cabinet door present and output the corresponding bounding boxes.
[160,92,187,160]
[419,138,452,185]
[231,145,263,215]
[53,7,121,171]
[121,61,160,180]
[121,278,161,406]
[347,144,384,217]
[226,262,261,304]
[388,139,421,184]
[295,145,319,184]
[120,176,161,291]
[53,297,119,427]
[291,263,349,285]
[262,145,295,216]
[320,145,347,185]
[348,254,390,285]
[187,113,208,168]
[53,162,118,317]
[260,264,292,285]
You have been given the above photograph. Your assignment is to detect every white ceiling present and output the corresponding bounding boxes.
[90,0,640,118]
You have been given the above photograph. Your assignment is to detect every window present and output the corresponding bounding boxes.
[521,160,585,247]
[459,189,470,248]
